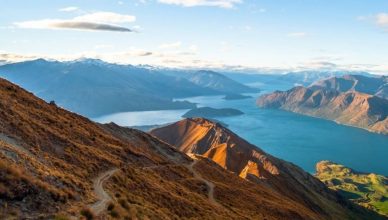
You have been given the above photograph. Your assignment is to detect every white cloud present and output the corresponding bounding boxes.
[2,51,388,74]
[59,6,79,12]
[189,45,198,52]
[14,12,136,32]
[158,0,242,8]
[94,44,114,49]
[74,12,136,24]
[376,13,388,26]
[159,41,182,49]
[287,32,307,38]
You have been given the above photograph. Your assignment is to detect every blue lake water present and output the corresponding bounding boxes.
[94,90,388,176]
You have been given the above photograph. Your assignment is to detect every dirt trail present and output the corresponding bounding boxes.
[89,168,118,216]
[186,159,219,206]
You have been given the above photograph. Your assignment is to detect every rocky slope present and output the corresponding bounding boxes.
[257,86,388,135]
[311,74,388,99]
[1,78,383,219]
[151,118,385,219]
[316,161,388,216]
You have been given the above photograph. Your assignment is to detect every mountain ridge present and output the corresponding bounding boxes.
[257,75,388,135]
[150,117,385,219]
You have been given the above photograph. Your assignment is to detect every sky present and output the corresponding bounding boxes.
[1,0,388,74]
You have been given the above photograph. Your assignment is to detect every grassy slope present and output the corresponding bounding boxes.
[316,161,388,216]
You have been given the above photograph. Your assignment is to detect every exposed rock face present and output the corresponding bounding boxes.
[150,118,385,219]
[316,161,388,217]
[257,85,388,135]
[310,74,388,99]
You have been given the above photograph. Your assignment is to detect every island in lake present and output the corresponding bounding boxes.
[223,93,253,100]
[182,107,244,118]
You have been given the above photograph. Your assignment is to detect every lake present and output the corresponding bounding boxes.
[93,91,388,176]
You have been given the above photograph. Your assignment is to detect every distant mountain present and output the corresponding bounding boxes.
[279,71,372,86]
[2,78,383,219]
[311,74,388,99]
[316,161,388,217]
[0,59,225,117]
[150,118,384,219]
[223,71,375,92]
[257,83,388,134]
[186,70,258,94]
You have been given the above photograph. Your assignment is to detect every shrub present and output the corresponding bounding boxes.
[80,208,94,220]
[107,202,115,211]
[109,210,119,218]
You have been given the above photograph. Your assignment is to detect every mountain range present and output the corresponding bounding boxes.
[311,74,388,99]
[257,75,388,135]
[0,59,254,117]
[0,78,384,219]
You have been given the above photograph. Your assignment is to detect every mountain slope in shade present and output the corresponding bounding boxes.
[2,78,382,219]
[257,86,388,134]
[187,70,257,94]
[0,59,228,117]
[311,74,388,99]
[150,118,385,219]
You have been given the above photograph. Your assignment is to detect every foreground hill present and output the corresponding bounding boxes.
[150,118,385,219]
[0,59,224,117]
[311,75,388,99]
[257,81,388,135]
[1,78,383,219]
[316,161,388,216]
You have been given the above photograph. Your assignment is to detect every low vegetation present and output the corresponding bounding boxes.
[316,161,388,216]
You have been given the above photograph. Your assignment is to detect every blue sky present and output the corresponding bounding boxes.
[1,0,388,73]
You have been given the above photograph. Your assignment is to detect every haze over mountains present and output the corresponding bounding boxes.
[0,78,384,219]
[257,74,388,135]
[0,59,255,117]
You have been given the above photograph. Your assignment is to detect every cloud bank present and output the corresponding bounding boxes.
[158,0,242,8]
[376,13,388,28]
[14,12,136,32]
